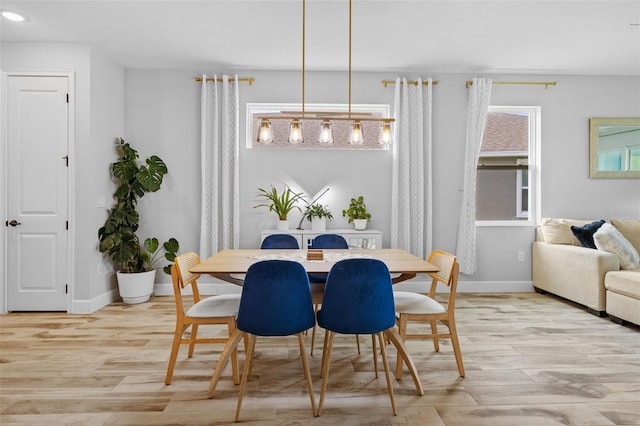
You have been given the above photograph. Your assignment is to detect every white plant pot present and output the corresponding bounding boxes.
[276,220,289,231]
[353,219,368,231]
[116,270,156,304]
[311,217,327,232]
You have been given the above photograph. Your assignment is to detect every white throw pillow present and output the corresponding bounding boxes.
[594,223,640,270]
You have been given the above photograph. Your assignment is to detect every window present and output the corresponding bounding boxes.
[476,106,540,225]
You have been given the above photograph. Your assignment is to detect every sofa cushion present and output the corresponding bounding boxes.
[594,223,640,270]
[571,220,605,249]
[610,219,640,254]
[605,269,640,300]
[540,218,597,245]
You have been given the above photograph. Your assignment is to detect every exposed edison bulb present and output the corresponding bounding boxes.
[318,120,334,144]
[288,119,304,144]
[257,119,273,143]
[349,120,364,144]
[378,121,393,144]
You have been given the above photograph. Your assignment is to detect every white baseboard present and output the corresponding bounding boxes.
[71,287,120,314]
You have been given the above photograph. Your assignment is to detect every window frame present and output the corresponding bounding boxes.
[476,105,541,227]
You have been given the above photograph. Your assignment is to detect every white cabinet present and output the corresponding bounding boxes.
[260,229,382,249]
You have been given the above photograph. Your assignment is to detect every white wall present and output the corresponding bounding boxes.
[124,70,640,291]
[2,41,639,310]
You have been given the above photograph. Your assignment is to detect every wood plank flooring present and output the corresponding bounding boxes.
[1,292,638,425]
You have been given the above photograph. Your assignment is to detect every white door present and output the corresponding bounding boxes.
[6,75,69,311]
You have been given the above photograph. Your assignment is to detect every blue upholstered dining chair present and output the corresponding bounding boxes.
[307,233,350,355]
[233,260,317,421]
[316,258,398,416]
[260,234,300,249]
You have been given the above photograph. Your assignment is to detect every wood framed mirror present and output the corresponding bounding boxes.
[589,117,640,179]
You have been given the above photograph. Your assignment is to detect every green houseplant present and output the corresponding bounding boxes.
[304,203,333,232]
[342,196,371,231]
[98,138,179,303]
[254,186,304,230]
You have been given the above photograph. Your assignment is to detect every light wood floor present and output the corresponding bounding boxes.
[1,292,638,425]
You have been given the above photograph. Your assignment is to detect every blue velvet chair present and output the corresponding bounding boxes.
[260,234,300,249]
[316,258,397,416]
[307,234,350,354]
[233,260,317,420]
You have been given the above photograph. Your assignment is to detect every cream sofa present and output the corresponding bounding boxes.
[532,218,640,326]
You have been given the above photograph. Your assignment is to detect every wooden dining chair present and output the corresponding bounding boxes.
[209,259,317,420]
[316,258,397,416]
[392,250,465,379]
[165,252,243,387]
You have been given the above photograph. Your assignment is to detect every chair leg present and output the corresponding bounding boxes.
[235,334,257,422]
[297,333,318,417]
[371,334,378,378]
[377,332,397,416]
[188,324,199,357]
[356,334,361,354]
[207,330,245,399]
[448,323,465,378]
[227,321,241,385]
[317,331,335,416]
[320,331,330,378]
[311,304,319,356]
[164,323,185,385]
[430,320,440,352]
[395,315,408,379]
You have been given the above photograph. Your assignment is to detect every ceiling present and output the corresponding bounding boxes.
[2,0,639,76]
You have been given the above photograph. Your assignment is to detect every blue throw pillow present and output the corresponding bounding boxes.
[571,220,606,249]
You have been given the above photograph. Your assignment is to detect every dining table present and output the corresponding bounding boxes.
[191,247,437,397]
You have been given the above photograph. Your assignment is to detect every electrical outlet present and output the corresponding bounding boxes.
[518,251,525,262]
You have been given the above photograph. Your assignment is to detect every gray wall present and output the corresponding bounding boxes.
[124,70,640,289]
[2,41,640,311]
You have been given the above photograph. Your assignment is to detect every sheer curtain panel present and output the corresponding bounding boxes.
[200,74,240,258]
[456,77,492,274]
[391,77,433,258]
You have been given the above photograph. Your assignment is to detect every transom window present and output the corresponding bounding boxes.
[476,106,540,226]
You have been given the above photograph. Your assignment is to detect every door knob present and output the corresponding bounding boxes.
[6,220,21,227]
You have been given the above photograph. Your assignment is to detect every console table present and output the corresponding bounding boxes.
[260,228,382,249]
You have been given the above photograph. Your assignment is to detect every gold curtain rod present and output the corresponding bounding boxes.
[195,77,256,85]
[465,80,556,89]
[382,80,439,87]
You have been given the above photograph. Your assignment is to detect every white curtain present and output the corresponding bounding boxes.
[456,77,492,274]
[391,77,433,258]
[200,74,240,258]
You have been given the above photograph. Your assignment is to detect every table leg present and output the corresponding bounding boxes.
[384,328,424,396]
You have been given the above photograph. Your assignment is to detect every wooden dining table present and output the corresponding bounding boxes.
[192,248,437,397]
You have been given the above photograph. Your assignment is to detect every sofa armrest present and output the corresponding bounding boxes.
[533,242,619,312]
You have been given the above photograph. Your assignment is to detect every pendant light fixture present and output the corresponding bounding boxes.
[256,0,394,145]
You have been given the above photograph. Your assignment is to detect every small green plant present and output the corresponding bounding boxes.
[254,186,304,220]
[342,196,371,223]
[304,203,333,221]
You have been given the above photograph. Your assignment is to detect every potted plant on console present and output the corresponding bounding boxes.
[98,138,179,304]
[254,186,304,231]
[304,203,333,232]
[342,195,371,231]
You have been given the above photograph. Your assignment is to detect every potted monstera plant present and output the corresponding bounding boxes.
[254,186,304,230]
[98,138,179,304]
[342,195,371,231]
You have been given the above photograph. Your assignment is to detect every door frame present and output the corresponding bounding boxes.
[1,71,76,314]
